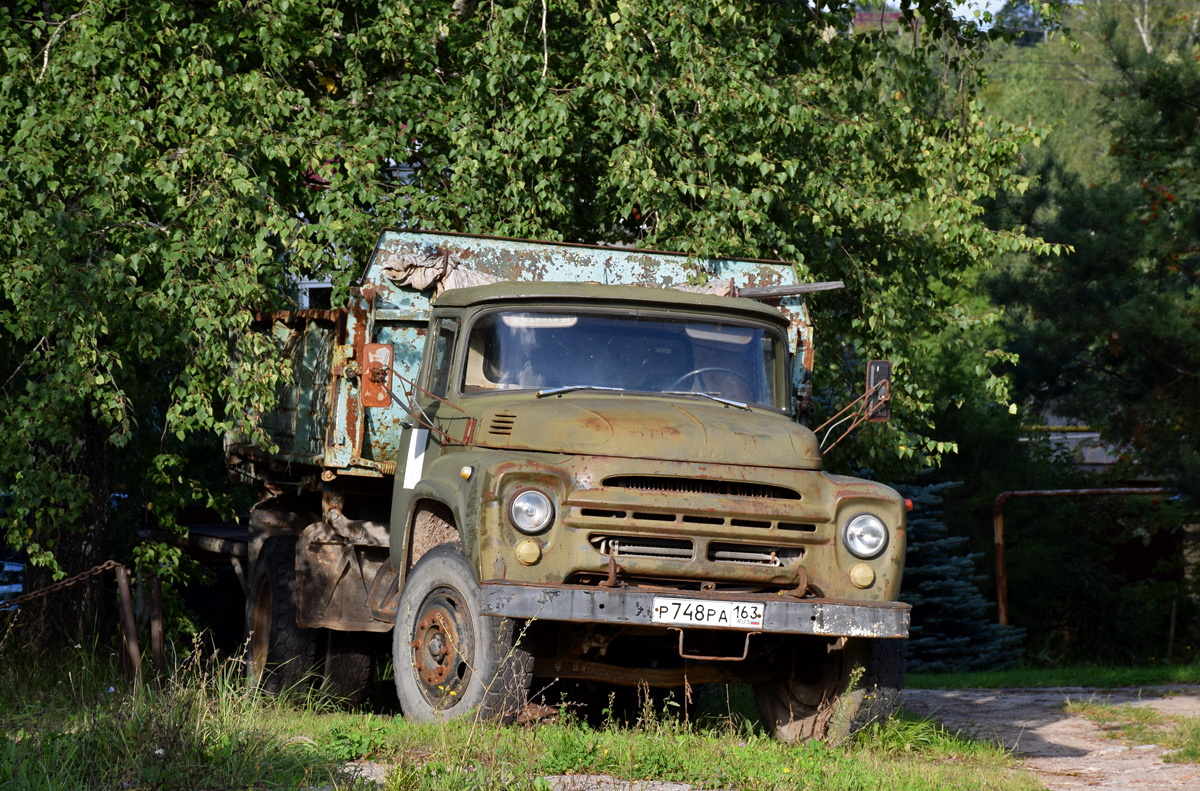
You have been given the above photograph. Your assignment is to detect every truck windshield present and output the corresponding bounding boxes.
[462,310,788,410]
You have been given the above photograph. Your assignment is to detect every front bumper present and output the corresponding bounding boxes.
[479,581,909,638]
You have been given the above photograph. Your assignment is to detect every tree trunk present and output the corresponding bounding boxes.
[23,417,113,650]
[1182,523,1200,655]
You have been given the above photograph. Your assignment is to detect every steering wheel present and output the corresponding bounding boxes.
[669,367,753,398]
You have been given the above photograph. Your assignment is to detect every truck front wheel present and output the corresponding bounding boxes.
[754,637,905,742]
[392,545,532,723]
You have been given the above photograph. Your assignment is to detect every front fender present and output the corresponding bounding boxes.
[388,449,523,585]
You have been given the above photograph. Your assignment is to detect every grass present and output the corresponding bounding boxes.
[0,637,1045,791]
[909,663,1200,691]
[1063,697,1200,763]
[357,702,1039,791]
[0,638,350,790]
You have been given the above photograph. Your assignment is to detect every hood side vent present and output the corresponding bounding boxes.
[488,413,517,436]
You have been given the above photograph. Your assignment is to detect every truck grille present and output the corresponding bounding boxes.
[603,475,800,500]
[588,535,694,560]
[707,543,804,566]
[576,508,816,533]
[587,534,804,568]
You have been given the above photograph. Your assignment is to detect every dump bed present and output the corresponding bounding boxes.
[227,231,814,481]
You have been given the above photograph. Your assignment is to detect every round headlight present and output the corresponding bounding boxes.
[843,513,888,559]
[509,490,554,534]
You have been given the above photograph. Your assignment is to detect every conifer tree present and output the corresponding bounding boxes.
[897,482,1025,672]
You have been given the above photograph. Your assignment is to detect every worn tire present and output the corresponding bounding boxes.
[320,630,374,705]
[245,538,319,694]
[393,545,533,723]
[754,637,905,743]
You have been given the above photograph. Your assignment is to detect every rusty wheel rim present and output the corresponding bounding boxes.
[410,587,473,708]
[249,576,271,681]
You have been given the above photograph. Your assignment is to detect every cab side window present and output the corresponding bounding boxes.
[427,319,458,398]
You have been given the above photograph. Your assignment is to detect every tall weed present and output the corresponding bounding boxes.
[0,639,338,789]
[0,635,1048,791]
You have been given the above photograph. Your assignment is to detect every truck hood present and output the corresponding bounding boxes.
[474,397,822,470]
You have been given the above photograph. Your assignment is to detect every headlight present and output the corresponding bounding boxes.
[508,489,555,534]
[842,513,888,559]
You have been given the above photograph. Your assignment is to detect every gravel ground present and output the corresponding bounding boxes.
[902,686,1200,790]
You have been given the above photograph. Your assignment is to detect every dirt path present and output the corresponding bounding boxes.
[902,686,1200,790]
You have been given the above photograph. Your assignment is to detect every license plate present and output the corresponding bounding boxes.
[650,597,764,629]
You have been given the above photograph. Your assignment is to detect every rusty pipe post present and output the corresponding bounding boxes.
[115,565,142,687]
[149,573,165,678]
[1167,599,1178,664]
[993,492,1012,627]
[993,488,1169,626]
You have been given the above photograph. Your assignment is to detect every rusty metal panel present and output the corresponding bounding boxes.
[361,343,393,408]
[301,322,336,457]
[359,321,425,471]
[324,290,371,469]
[257,320,301,456]
[478,581,910,638]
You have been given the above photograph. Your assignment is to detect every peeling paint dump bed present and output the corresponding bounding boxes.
[230,231,815,480]
[370,230,804,294]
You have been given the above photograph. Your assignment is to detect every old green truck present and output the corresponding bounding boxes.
[210,230,908,742]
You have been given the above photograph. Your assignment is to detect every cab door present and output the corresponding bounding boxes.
[396,316,459,490]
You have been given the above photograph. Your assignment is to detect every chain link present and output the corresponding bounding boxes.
[0,559,122,611]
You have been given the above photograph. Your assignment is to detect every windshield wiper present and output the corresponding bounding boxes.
[535,384,751,410]
[661,390,750,410]
[536,385,627,398]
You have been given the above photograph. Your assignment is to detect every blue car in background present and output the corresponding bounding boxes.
[0,495,22,604]
[0,559,20,603]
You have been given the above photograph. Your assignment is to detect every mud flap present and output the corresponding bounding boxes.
[295,520,392,632]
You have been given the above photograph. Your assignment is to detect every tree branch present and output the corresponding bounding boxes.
[37,7,90,84]
[1,337,49,394]
[540,0,548,78]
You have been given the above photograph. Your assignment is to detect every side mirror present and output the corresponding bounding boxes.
[865,360,891,423]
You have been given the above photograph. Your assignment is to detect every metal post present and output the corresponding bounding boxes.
[149,573,165,677]
[115,565,142,687]
[992,488,1169,625]
[1167,599,1178,664]
[993,492,1011,626]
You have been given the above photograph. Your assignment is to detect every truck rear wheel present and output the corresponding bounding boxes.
[320,630,374,705]
[754,637,904,742]
[392,544,532,723]
[246,538,318,694]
